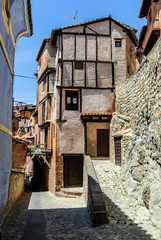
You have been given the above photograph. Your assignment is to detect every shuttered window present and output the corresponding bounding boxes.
[65,91,78,110]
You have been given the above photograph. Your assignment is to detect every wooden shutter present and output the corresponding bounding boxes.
[114,137,122,166]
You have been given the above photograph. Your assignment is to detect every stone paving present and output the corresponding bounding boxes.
[93,160,161,240]
[1,160,161,240]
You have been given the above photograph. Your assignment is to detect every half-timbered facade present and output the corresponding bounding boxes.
[35,16,138,192]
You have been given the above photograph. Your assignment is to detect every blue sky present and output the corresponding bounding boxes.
[13,0,146,104]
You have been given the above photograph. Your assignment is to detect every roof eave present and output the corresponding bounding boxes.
[50,15,138,46]
[36,38,50,62]
[27,0,33,36]
[139,0,152,18]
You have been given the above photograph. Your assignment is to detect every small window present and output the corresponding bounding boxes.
[75,62,83,70]
[66,91,78,110]
[115,40,122,47]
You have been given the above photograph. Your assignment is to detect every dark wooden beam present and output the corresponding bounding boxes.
[85,34,87,87]
[112,62,115,86]
[62,32,110,37]
[96,35,98,87]
[72,62,74,87]
[84,122,87,155]
[59,88,62,120]
[80,89,82,113]
[57,86,115,90]
[61,35,63,85]
[59,59,114,64]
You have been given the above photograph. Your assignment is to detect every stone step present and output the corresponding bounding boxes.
[91,157,110,161]
[56,187,83,198]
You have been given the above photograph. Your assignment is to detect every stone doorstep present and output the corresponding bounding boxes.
[91,157,110,161]
[56,187,83,198]
[56,192,79,198]
[60,187,83,196]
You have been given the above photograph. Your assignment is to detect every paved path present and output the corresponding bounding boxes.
[1,160,161,240]
[93,160,161,240]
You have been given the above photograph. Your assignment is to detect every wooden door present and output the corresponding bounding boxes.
[114,137,122,166]
[63,156,83,187]
[97,129,109,157]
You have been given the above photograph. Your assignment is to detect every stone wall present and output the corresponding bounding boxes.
[83,155,107,227]
[6,169,25,216]
[113,37,161,229]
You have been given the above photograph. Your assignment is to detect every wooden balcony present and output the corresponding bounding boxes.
[27,144,52,155]
[139,1,160,55]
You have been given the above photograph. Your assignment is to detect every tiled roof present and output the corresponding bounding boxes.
[138,0,158,18]
[50,15,138,46]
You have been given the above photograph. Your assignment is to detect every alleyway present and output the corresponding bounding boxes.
[1,161,161,240]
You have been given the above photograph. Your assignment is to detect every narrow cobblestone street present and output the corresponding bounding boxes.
[1,161,161,240]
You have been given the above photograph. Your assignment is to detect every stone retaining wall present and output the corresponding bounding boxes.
[6,169,25,216]
[83,156,108,227]
[112,37,161,228]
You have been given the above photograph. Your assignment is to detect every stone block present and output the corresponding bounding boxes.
[93,211,108,227]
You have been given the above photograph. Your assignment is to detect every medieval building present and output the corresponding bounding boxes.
[34,15,138,193]
[0,0,33,227]
[137,0,161,64]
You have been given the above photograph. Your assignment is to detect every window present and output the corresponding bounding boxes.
[115,40,122,47]
[66,91,78,110]
[75,62,83,70]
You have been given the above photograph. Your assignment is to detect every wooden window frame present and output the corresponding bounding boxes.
[65,91,79,111]
[74,62,84,70]
[115,40,122,48]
